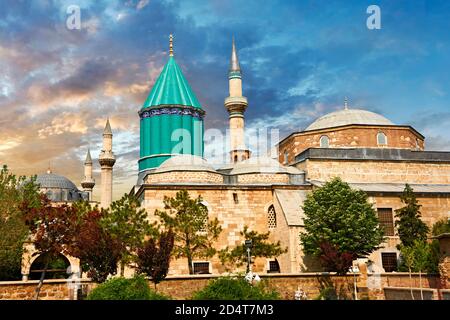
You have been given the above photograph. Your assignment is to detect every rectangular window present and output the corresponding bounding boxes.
[381,252,397,272]
[193,262,210,274]
[377,208,395,236]
[268,260,280,273]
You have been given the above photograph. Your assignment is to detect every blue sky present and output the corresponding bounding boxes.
[0,0,449,199]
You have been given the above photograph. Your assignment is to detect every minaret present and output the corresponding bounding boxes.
[81,148,95,200]
[224,37,250,163]
[98,119,116,208]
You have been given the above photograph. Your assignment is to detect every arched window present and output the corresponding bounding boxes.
[320,135,329,148]
[234,155,238,163]
[283,150,288,165]
[196,204,208,233]
[377,132,387,145]
[268,205,277,229]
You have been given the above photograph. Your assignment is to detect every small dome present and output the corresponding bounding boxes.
[230,156,303,175]
[156,155,216,173]
[305,108,394,131]
[36,173,78,190]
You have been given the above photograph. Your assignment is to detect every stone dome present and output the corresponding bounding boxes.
[230,156,303,175]
[305,108,394,131]
[155,155,216,173]
[36,172,78,190]
[35,171,86,202]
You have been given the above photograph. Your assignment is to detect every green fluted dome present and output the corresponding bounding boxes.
[138,54,205,174]
[142,56,202,109]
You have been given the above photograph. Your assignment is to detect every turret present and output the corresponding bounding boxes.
[224,37,250,163]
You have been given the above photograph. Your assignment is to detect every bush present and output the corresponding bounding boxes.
[87,275,170,300]
[192,277,280,300]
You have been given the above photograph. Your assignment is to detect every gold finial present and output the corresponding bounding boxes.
[169,34,174,56]
[344,97,349,110]
[47,161,52,174]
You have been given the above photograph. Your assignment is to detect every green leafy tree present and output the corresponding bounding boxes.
[86,275,170,300]
[136,230,175,289]
[219,226,287,271]
[431,218,450,236]
[395,184,429,247]
[0,165,40,280]
[399,240,431,300]
[299,178,384,274]
[155,190,222,274]
[101,194,152,276]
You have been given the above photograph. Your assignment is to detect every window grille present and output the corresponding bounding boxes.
[381,252,397,272]
[377,208,395,236]
[268,205,277,229]
[193,262,210,274]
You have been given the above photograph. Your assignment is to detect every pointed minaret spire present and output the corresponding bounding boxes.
[225,37,250,163]
[84,148,92,165]
[81,148,95,200]
[229,36,241,75]
[344,97,349,110]
[104,118,112,135]
[169,34,174,57]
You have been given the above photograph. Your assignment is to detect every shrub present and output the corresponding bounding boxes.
[87,275,170,300]
[192,277,280,300]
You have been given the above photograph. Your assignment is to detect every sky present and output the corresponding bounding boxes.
[0,0,449,201]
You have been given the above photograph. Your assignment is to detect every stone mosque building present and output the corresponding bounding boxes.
[22,36,450,279]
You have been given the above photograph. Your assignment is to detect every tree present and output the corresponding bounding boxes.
[136,230,175,289]
[69,207,123,283]
[155,190,222,274]
[431,218,450,236]
[101,194,152,276]
[299,178,384,274]
[395,184,429,247]
[0,165,40,280]
[21,195,78,299]
[399,240,431,300]
[317,242,356,275]
[219,226,287,271]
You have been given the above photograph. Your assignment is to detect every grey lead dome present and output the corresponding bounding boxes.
[305,108,394,131]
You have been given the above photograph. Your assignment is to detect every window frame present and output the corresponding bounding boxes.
[377,208,395,237]
[193,261,211,275]
[377,132,387,146]
[320,135,329,148]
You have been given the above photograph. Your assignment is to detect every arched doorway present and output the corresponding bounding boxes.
[29,253,71,280]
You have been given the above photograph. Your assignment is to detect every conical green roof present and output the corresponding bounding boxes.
[142,56,202,109]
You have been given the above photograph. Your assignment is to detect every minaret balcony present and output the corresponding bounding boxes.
[224,96,248,113]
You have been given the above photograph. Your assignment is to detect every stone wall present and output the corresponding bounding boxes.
[300,159,450,184]
[141,188,278,275]
[145,171,223,184]
[0,273,443,300]
[0,279,74,300]
[279,126,423,165]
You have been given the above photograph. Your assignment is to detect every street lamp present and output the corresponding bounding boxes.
[245,240,253,274]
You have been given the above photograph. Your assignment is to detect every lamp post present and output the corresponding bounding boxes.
[350,265,359,300]
[245,240,253,274]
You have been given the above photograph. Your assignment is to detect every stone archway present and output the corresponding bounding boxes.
[21,241,80,281]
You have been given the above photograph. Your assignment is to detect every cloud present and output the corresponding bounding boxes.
[1,0,450,201]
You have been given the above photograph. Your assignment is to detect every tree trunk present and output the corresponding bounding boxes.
[419,270,424,300]
[187,253,193,275]
[120,261,125,277]
[34,259,49,300]
[409,267,414,300]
